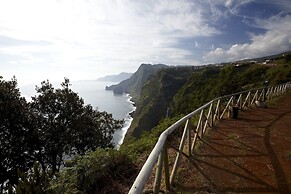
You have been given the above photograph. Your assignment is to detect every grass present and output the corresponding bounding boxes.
[285,150,291,161]
[227,133,240,141]
[268,90,291,107]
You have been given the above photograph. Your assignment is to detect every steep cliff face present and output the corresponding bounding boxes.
[105,64,167,101]
[126,66,198,138]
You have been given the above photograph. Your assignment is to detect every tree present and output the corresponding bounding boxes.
[30,78,123,174]
[0,76,37,191]
[0,76,124,192]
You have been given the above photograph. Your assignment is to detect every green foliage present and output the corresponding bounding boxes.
[238,64,267,88]
[171,66,221,115]
[2,54,290,193]
[128,67,195,138]
[30,78,124,175]
[49,116,180,193]
[52,57,290,193]
[49,149,137,194]
[0,76,37,189]
[125,55,291,141]
[171,62,291,116]
[122,116,179,161]
[0,77,123,192]
[265,63,291,85]
[16,162,50,194]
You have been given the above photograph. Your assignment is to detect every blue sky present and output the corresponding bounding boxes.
[0,0,291,85]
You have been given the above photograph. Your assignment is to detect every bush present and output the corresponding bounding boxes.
[49,149,137,194]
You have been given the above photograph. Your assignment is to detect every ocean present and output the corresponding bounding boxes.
[20,80,135,147]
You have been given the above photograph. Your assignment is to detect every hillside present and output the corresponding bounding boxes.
[239,50,291,63]
[126,66,201,138]
[127,55,291,139]
[105,64,167,101]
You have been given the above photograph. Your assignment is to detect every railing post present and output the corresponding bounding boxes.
[210,102,214,127]
[282,84,286,93]
[191,109,203,153]
[274,86,277,97]
[280,85,284,95]
[214,99,221,122]
[153,143,171,194]
[242,91,251,108]
[251,90,258,105]
[153,147,165,194]
[170,119,189,185]
[277,85,281,96]
[274,86,279,97]
[248,91,252,105]
[163,143,170,193]
[202,103,213,135]
[188,118,192,155]
[270,87,273,99]
[266,87,271,100]
[220,96,234,119]
[236,94,242,108]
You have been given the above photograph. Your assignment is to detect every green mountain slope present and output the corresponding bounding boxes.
[126,66,200,138]
[128,55,291,138]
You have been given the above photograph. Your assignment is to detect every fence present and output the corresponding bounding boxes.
[129,82,291,194]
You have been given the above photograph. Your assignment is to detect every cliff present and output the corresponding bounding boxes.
[126,54,291,139]
[105,64,167,101]
[126,66,199,138]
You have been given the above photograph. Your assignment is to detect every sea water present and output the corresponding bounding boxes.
[20,80,135,147]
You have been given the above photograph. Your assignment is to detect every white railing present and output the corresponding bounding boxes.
[129,82,291,194]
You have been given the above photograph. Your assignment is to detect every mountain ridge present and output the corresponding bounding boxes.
[97,72,132,82]
[125,53,291,139]
[105,63,167,101]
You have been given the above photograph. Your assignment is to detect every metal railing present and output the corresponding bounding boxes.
[129,82,291,194]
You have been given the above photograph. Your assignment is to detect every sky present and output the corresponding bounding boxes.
[0,0,291,85]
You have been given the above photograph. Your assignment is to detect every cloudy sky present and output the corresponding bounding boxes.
[1,0,291,85]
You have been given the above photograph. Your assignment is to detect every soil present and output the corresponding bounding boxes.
[174,91,291,194]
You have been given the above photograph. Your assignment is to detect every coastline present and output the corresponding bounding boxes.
[20,80,135,148]
[113,93,136,148]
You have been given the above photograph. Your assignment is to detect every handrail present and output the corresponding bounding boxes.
[129,82,291,194]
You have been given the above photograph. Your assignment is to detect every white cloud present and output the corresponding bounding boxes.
[264,0,291,12]
[210,4,228,21]
[0,0,219,84]
[224,0,255,15]
[203,14,291,63]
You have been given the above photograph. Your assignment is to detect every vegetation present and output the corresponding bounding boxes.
[106,64,167,101]
[171,61,291,116]
[127,66,198,138]
[47,54,291,193]
[0,76,35,191]
[0,77,123,192]
[49,149,136,194]
[126,54,291,140]
[48,116,179,194]
[1,53,290,193]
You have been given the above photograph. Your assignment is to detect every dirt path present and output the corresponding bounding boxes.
[175,92,291,194]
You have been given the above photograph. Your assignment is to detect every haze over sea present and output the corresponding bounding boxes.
[20,80,135,147]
